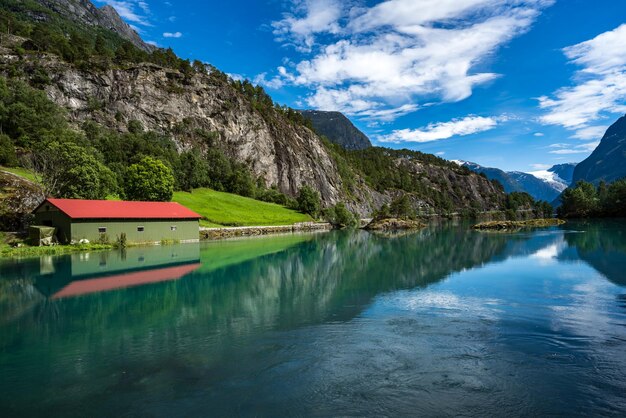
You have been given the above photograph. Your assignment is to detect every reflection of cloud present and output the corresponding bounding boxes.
[549,273,621,339]
[380,290,502,320]
[530,241,565,265]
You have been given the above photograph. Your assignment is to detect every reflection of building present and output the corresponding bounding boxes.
[33,245,201,299]
[33,199,201,244]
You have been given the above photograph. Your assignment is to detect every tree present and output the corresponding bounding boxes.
[558,181,599,218]
[179,150,210,191]
[124,156,174,201]
[228,165,256,197]
[324,202,357,228]
[0,133,17,166]
[297,185,321,217]
[389,194,415,219]
[29,141,116,199]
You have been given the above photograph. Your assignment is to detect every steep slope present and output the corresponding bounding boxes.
[38,58,349,205]
[573,115,626,184]
[32,0,154,51]
[299,110,371,150]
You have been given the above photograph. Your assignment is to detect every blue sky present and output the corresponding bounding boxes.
[96,0,626,172]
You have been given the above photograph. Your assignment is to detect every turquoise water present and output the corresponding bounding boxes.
[1,221,625,416]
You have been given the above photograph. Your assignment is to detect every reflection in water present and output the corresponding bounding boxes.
[0,224,625,416]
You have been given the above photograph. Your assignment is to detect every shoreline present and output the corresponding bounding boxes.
[200,222,333,240]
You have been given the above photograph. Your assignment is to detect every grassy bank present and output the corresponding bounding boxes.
[173,188,312,227]
[1,242,114,258]
[0,166,38,183]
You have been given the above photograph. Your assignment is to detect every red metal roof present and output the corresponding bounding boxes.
[44,199,202,220]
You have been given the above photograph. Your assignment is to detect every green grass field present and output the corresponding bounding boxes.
[173,188,312,227]
[0,166,39,183]
[1,166,311,228]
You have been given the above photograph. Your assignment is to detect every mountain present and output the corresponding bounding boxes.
[456,161,575,202]
[20,0,154,51]
[455,161,523,193]
[573,115,626,185]
[0,0,509,218]
[299,110,371,150]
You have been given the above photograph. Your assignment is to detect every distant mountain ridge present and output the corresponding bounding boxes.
[455,161,576,202]
[299,110,372,150]
[573,115,626,185]
[33,0,154,51]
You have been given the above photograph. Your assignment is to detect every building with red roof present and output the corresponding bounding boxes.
[33,199,202,244]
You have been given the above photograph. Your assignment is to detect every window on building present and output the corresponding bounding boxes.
[171,226,177,231]
[137,226,145,232]
[98,227,107,233]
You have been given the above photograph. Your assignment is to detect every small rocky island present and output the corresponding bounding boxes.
[473,219,566,230]
[364,218,426,231]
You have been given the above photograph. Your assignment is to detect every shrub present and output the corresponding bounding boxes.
[124,156,174,201]
[297,185,321,217]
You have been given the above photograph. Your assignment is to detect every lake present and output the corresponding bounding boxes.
[1,221,625,416]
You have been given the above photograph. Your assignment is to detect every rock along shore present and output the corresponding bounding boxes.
[200,222,333,240]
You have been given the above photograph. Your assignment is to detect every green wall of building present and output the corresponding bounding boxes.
[33,204,199,244]
[70,219,199,244]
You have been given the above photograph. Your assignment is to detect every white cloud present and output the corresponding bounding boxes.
[570,125,608,140]
[96,1,152,26]
[548,141,599,155]
[254,72,285,89]
[539,24,626,138]
[534,132,545,137]
[272,0,345,52]
[530,163,551,170]
[163,31,183,38]
[270,0,553,121]
[378,116,500,143]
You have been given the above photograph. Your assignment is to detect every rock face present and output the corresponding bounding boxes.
[0,171,43,231]
[573,115,626,185]
[1,50,506,216]
[299,110,371,150]
[34,0,154,51]
[36,58,350,208]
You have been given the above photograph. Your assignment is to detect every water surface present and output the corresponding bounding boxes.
[1,221,625,416]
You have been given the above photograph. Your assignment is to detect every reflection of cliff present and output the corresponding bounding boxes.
[0,227,561,410]
[564,221,626,286]
[2,227,515,344]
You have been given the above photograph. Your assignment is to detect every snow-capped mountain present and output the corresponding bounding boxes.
[454,161,576,202]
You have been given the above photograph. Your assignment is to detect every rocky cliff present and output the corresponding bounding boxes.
[299,110,371,150]
[34,56,349,206]
[573,115,626,185]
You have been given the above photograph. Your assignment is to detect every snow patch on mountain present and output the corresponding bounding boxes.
[528,170,569,192]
